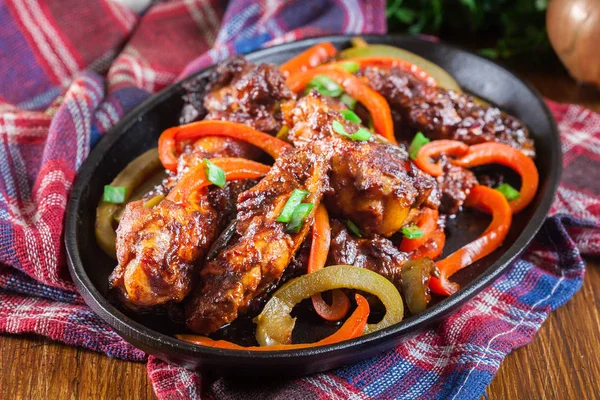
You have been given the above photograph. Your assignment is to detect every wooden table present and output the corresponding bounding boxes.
[1,68,599,400]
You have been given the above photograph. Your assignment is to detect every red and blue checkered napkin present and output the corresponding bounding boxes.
[0,1,598,398]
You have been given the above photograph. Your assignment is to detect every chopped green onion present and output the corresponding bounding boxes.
[340,109,361,124]
[103,186,127,204]
[350,128,372,141]
[340,94,357,110]
[332,120,347,135]
[346,219,363,238]
[496,183,521,201]
[339,61,360,74]
[306,75,344,97]
[409,132,430,160]
[402,225,424,239]
[203,158,226,188]
[286,203,314,233]
[331,121,372,142]
[277,189,310,223]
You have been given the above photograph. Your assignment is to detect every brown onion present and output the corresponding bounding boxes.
[547,0,600,86]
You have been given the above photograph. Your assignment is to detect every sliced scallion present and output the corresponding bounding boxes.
[346,219,363,238]
[408,132,430,160]
[340,94,357,110]
[402,225,424,239]
[331,120,371,142]
[340,109,361,124]
[203,158,226,188]
[306,75,344,97]
[103,186,127,204]
[496,183,520,201]
[286,203,314,233]
[277,189,310,223]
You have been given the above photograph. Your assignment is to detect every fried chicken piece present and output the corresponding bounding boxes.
[436,156,479,215]
[327,220,409,288]
[284,92,439,237]
[110,58,292,309]
[185,143,330,334]
[181,56,295,134]
[109,180,254,308]
[360,67,535,157]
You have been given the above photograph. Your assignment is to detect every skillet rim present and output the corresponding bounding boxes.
[65,34,562,366]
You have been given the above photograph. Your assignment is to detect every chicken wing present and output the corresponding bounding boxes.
[327,220,409,288]
[360,66,535,157]
[284,92,439,237]
[185,143,330,334]
[109,59,293,309]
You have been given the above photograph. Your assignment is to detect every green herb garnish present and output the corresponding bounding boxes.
[346,219,363,237]
[340,109,362,124]
[496,183,521,201]
[331,120,372,141]
[340,94,357,110]
[339,61,360,74]
[203,158,226,188]
[277,189,310,223]
[409,132,430,160]
[103,186,127,204]
[286,203,314,233]
[306,75,344,97]
[402,225,424,239]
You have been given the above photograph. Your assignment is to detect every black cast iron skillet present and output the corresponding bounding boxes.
[65,35,562,376]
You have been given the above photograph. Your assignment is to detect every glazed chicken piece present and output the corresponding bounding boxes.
[109,179,255,308]
[284,92,440,237]
[180,56,295,134]
[360,67,536,157]
[110,59,293,309]
[437,156,479,215]
[185,143,331,334]
[327,220,409,288]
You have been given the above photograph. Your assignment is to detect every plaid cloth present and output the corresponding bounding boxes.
[0,1,598,399]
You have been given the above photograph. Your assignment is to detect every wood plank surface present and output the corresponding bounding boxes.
[1,64,599,400]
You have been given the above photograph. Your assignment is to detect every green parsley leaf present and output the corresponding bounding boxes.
[277,189,310,223]
[340,109,361,124]
[409,132,430,160]
[496,183,521,201]
[306,75,344,97]
[346,220,363,237]
[203,158,226,188]
[103,185,127,204]
[402,225,424,239]
[286,203,314,233]
[339,61,360,74]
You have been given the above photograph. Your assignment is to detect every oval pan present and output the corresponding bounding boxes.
[65,35,562,376]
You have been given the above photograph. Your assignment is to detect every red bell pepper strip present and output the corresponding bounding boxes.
[308,205,350,321]
[452,142,539,213]
[414,140,470,177]
[337,57,436,86]
[409,227,446,261]
[158,121,292,172]
[280,42,337,78]
[429,185,512,296]
[286,65,397,144]
[399,208,439,252]
[166,158,271,205]
[175,293,369,351]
